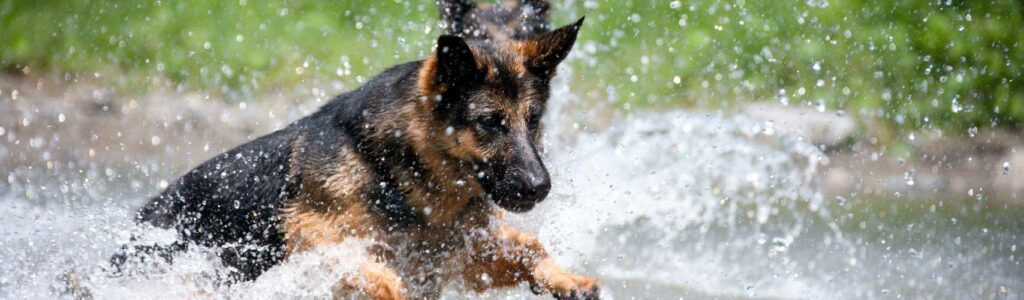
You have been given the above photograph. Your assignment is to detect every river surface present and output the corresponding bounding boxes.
[1,79,1022,299]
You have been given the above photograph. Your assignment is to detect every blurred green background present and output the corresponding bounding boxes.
[2,0,1023,134]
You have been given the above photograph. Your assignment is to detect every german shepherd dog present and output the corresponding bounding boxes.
[112,1,597,298]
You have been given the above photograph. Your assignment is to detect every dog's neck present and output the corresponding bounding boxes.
[356,93,489,227]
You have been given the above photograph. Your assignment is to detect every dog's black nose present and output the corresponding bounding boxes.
[517,172,551,201]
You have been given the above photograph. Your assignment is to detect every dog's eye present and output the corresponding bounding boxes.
[475,114,506,133]
[527,111,543,130]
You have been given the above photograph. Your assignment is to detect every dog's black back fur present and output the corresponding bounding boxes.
[131,129,296,279]
[121,62,424,280]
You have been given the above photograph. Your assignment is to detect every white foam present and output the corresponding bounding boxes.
[529,111,828,299]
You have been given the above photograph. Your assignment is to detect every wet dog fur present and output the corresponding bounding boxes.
[438,0,552,40]
[114,14,598,299]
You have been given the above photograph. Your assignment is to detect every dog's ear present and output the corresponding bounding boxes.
[420,35,482,96]
[521,17,583,78]
[435,35,482,88]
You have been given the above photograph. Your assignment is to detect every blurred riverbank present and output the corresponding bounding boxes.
[4,74,1020,206]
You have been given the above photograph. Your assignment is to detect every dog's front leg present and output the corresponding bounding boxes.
[334,260,405,300]
[464,225,599,300]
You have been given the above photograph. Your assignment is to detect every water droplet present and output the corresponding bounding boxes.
[767,237,790,257]
[151,136,162,146]
[629,13,641,23]
[1004,161,1012,175]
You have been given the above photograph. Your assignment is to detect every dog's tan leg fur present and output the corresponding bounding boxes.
[283,206,405,299]
[334,261,405,300]
[464,225,598,298]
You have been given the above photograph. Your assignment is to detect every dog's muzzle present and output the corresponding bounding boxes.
[491,164,551,212]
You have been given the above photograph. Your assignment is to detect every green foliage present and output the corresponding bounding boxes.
[0,0,439,95]
[1,0,1022,132]
[564,0,1024,132]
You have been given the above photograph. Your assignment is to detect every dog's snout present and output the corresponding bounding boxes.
[516,169,551,200]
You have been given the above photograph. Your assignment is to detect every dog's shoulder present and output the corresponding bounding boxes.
[282,59,427,214]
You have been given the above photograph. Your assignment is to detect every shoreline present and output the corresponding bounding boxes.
[2,74,1021,205]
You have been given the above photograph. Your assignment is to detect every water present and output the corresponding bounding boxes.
[1,84,1022,299]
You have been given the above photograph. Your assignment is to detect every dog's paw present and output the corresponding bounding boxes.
[337,262,405,300]
[551,284,600,300]
[532,258,600,300]
[361,263,405,300]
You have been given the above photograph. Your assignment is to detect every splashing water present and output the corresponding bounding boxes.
[533,110,831,299]
[2,79,1022,299]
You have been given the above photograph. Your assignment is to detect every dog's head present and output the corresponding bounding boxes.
[438,0,551,40]
[414,18,582,212]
